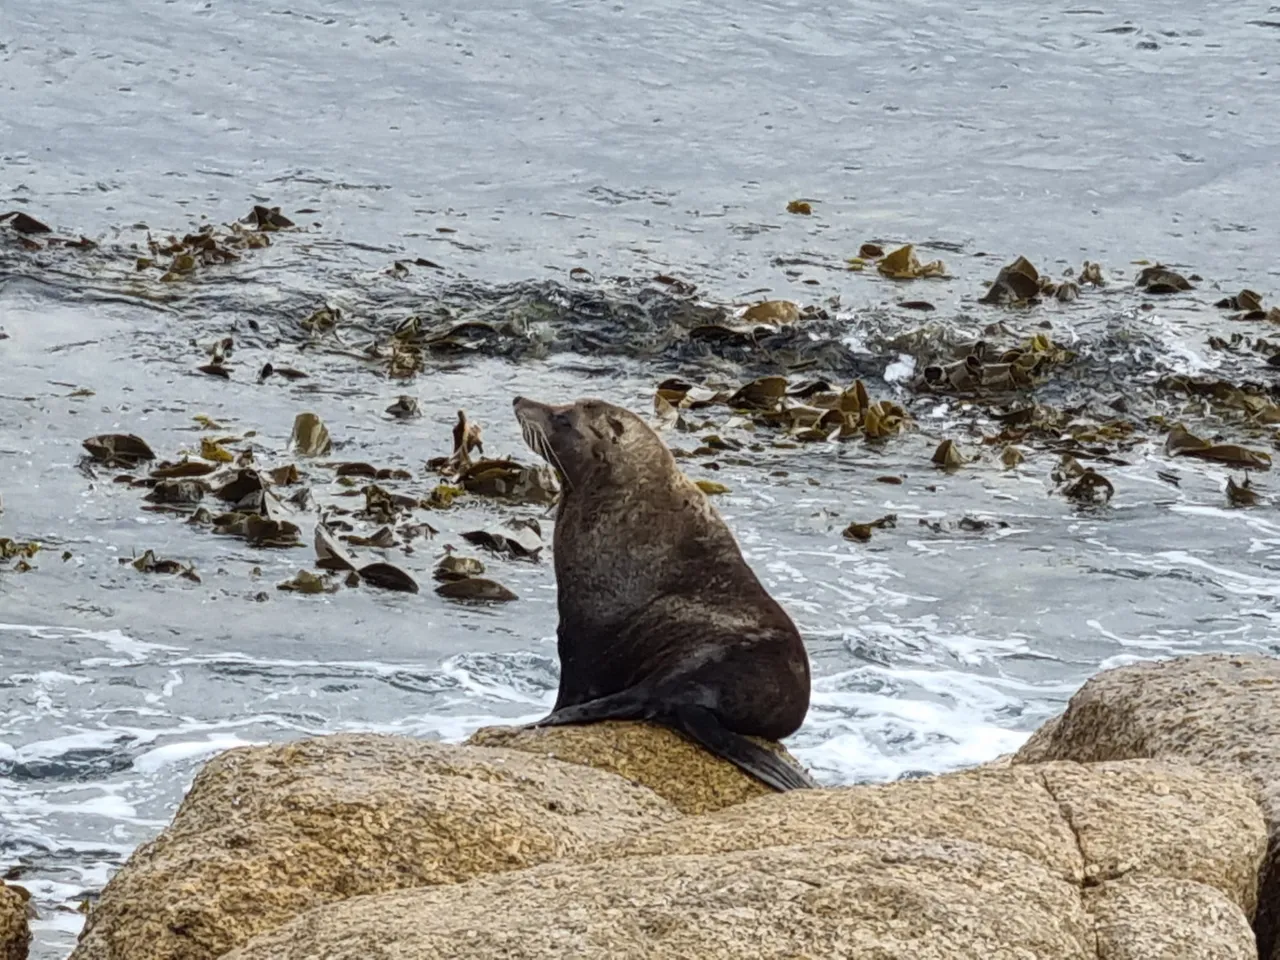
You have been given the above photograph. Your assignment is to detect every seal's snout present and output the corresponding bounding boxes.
[512,395,525,408]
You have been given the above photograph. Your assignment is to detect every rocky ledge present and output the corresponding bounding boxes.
[34,653,1280,960]
[1,880,32,960]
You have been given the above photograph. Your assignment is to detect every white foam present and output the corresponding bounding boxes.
[132,734,263,774]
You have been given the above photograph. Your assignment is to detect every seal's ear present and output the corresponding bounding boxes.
[606,415,626,438]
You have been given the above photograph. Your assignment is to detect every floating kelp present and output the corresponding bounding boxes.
[315,522,358,572]
[335,462,381,479]
[434,554,485,581]
[915,333,1074,396]
[658,373,910,447]
[740,300,800,326]
[151,458,217,480]
[300,305,341,334]
[258,362,309,382]
[915,516,1007,536]
[426,484,465,509]
[1,211,51,235]
[357,562,419,593]
[0,539,40,571]
[345,526,397,549]
[841,514,897,543]
[197,361,230,379]
[435,577,518,603]
[1054,280,1080,303]
[1077,261,1107,286]
[144,479,207,505]
[278,570,337,595]
[786,200,812,215]
[1000,445,1025,469]
[694,479,730,495]
[199,437,236,464]
[1053,455,1115,504]
[978,256,1084,305]
[1227,476,1261,507]
[1157,375,1280,425]
[290,413,332,457]
[124,549,200,582]
[456,458,558,504]
[1164,424,1272,469]
[244,205,295,231]
[978,256,1043,305]
[83,434,155,468]
[385,396,421,420]
[931,439,967,469]
[1215,290,1264,313]
[140,215,286,282]
[268,464,301,486]
[359,484,417,524]
[726,376,788,411]
[388,340,423,378]
[1135,264,1192,293]
[877,244,947,280]
[212,512,302,548]
[452,410,485,459]
[460,527,542,561]
[213,468,267,504]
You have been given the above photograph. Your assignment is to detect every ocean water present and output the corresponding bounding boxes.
[5,1,1280,957]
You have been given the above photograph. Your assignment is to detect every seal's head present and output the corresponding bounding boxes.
[513,396,671,490]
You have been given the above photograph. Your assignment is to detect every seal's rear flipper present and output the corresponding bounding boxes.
[664,705,819,792]
[527,694,818,793]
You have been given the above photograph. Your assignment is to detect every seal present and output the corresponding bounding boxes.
[512,394,817,791]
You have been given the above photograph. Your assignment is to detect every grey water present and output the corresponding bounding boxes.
[4,1,1280,957]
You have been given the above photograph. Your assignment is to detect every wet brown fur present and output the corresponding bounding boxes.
[513,395,813,788]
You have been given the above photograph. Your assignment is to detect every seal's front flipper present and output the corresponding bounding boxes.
[527,688,652,729]
[663,705,819,792]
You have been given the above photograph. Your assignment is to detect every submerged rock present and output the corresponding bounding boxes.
[68,734,677,960]
[0,880,31,960]
[1013,652,1280,960]
[467,720,807,814]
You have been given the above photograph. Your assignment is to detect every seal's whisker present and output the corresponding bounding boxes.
[532,425,572,491]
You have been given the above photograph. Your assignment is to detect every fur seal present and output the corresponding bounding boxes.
[512,395,817,791]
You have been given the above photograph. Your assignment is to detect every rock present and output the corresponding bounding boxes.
[1037,759,1264,916]
[67,701,1270,960]
[609,763,1085,882]
[467,720,809,814]
[223,756,1263,960]
[1085,876,1257,960]
[1013,653,1280,958]
[223,838,1097,960]
[69,734,678,960]
[0,881,31,960]
[609,760,1264,902]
